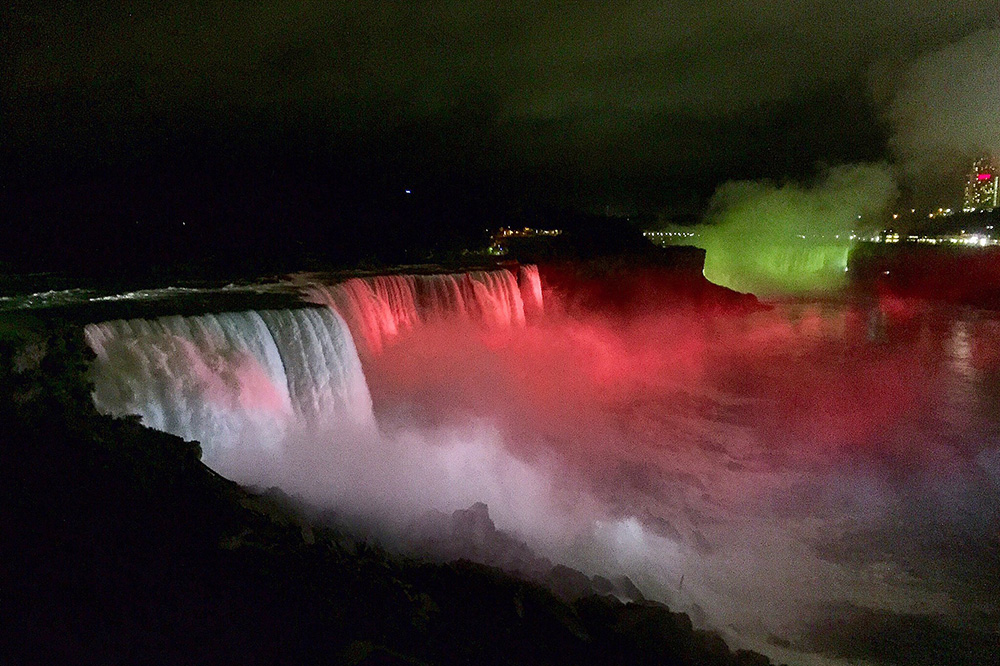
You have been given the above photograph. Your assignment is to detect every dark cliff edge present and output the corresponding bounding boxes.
[2,320,781,665]
[498,218,761,315]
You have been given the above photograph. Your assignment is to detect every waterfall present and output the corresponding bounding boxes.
[700,242,852,295]
[518,264,544,320]
[306,268,534,353]
[83,266,543,455]
[84,308,374,457]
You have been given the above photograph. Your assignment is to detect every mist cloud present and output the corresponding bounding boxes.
[355,296,1000,664]
[691,163,897,295]
[685,24,999,296]
[85,279,1000,665]
[887,26,1000,178]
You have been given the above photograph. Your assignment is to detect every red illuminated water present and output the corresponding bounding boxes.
[363,296,1000,663]
[85,271,1000,664]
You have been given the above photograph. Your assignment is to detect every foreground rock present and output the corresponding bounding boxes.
[2,322,780,665]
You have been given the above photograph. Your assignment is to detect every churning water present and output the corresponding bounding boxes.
[85,268,1000,664]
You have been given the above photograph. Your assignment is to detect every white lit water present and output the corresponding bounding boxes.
[84,270,999,665]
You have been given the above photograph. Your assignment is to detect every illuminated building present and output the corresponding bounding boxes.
[963,157,998,212]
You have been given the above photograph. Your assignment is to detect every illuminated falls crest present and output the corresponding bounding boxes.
[306,268,535,353]
[85,267,541,456]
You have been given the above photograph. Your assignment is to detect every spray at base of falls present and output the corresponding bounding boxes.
[83,264,554,533]
[83,265,552,510]
[82,264,1000,664]
[689,164,897,297]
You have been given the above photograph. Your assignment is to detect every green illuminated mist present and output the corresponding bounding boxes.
[691,164,897,296]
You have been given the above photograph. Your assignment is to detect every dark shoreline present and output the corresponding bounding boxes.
[2,317,782,666]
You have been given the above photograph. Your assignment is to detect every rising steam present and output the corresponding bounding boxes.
[887,26,1000,178]
[688,25,1000,299]
[691,164,897,296]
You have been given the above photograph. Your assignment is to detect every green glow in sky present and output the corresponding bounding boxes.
[700,241,852,295]
[692,164,896,297]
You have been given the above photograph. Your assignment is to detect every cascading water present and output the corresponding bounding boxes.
[307,276,422,355]
[84,307,375,458]
[76,264,1000,664]
[82,265,548,530]
[518,264,544,320]
[305,268,531,353]
[84,266,540,453]
[699,242,852,295]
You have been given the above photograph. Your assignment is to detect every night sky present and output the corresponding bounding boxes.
[2,2,998,270]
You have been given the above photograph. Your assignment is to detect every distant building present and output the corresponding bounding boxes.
[963,156,998,212]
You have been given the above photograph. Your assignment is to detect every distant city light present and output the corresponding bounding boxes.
[642,231,699,247]
[489,226,563,254]
[964,157,998,212]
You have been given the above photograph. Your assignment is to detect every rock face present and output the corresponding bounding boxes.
[409,502,552,577]
[451,502,500,551]
[408,502,646,603]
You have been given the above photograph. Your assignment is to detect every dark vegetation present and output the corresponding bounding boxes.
[0,156,496,279]
[2,319,780,665]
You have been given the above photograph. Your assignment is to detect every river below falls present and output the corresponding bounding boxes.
[83,282,1000,664]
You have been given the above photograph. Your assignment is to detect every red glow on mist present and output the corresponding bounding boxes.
[363,268,1000,481]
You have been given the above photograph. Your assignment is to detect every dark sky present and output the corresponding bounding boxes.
[2,2,998,266]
